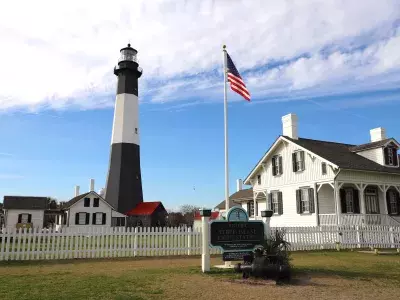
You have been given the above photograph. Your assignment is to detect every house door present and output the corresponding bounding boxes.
[365,188,379,214]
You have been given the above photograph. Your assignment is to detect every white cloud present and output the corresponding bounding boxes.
[0,0,399,111]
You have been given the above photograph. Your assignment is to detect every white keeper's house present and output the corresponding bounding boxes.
[237,113,400,227]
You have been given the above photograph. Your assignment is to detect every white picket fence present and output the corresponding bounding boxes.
[0,225,399,261]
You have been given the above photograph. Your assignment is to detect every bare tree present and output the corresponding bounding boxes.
[179,204,200,227]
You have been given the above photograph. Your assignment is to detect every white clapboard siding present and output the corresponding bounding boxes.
[1,225,399,261]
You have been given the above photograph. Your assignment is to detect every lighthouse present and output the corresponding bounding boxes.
[105,44,144,214]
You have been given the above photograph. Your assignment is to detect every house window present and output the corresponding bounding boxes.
[272,155,282,176]
[93,198,99,207]
[84,198,90,207]
[78,212,87,225]
[113,217,126,227]
[388,148,394,165]
[321,162,327,175]
[345,189,354,213]
[257,175,261,185]
[389,191,398,214]
[293,151,305,172]
[272,192,279,214]
[384,146,398,166]
[94,213,103,225]
[19,214,30,224]
[301,189,310,213]
[365,188,379,214]
[247,201,254,217]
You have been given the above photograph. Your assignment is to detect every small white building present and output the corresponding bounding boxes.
[57,179,126,230]
[2,196,48,229]
[237,113,400,227]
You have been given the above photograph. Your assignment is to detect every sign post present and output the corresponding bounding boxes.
[261,210,273,240]
[200,208,211,273]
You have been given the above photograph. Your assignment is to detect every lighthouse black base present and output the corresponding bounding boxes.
[105,143,143,214]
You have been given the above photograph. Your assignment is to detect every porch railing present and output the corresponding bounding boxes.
[319,214,400,226]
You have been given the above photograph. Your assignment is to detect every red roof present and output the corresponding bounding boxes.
[125,202,162,216]
[193,211,220,221]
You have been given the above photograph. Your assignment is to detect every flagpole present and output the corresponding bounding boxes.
[223,45,229,217]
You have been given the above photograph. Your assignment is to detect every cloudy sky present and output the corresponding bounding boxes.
[1,0,400,209]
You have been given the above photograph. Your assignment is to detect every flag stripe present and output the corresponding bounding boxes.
[229,82,250,98]
[226,52,251,101]
[230,85,250,101]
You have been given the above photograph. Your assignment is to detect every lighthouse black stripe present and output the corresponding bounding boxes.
[116,71,139,96]
[105,143,143,214]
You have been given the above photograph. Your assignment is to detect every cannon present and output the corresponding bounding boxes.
[234,248,291,284]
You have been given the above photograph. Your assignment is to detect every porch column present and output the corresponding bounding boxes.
[334,181,344,225]
[356,184,367,215]
[382,185,390,215]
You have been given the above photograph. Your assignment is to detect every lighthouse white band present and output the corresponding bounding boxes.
[111,93,139,145]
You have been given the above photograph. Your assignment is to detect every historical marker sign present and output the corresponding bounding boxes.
[210,221,264,251]
[222,251,253,261]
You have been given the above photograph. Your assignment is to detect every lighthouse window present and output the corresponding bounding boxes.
[135,128,138,134]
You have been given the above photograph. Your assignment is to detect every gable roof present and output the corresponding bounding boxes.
[62,192,91,209]
[215,188,253,209]
[125,202,164,216]
[62,191,115,210]
[3,196,49,210]
[284,136,400,174]
[244,135,400,184]
[349,138,400,152]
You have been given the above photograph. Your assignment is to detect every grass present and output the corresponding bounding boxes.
[0,251,400,300]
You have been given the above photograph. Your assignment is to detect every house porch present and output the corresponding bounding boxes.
[317,180,400,226]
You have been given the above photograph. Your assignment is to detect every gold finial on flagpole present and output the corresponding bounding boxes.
[223,45,226,50]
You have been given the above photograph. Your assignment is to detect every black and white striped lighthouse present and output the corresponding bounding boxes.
[105,44,143,214]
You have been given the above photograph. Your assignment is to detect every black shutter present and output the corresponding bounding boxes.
[63,213,67,225]
[393,150,398,166]
[102,213,106,225]
[292,153,297,172]
[300,151,305,170]
[92,213,96,225]
[272,157,276,176]
[278,191,283,215]
[386,190,391,214]
[384,147,389,165]
[279,156,283,175]
[268,193,273,211]
[18,214,22,223]
[247,202,250,215]
[28,214,32,223]
[255,201,258,217]
[397,192,400,215]
[296,189,302,214]
[353,189,360,213]
[85,213,90,225]
[75,213,79,225]
[340,189,347,213]
[309,188,315,213]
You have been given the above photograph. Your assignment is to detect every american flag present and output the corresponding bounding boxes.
[226,53,251,101]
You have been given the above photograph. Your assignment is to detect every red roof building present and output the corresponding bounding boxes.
[193,211,220,221]
[126,202,162,216]
[125,202,167,227]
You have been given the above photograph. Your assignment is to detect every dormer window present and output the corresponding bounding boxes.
[257,175,261,185]
[384,146,398,166]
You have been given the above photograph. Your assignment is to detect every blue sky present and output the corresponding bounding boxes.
[1,1,400,210]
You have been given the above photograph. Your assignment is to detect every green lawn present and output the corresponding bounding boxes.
[0,251,399,300]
